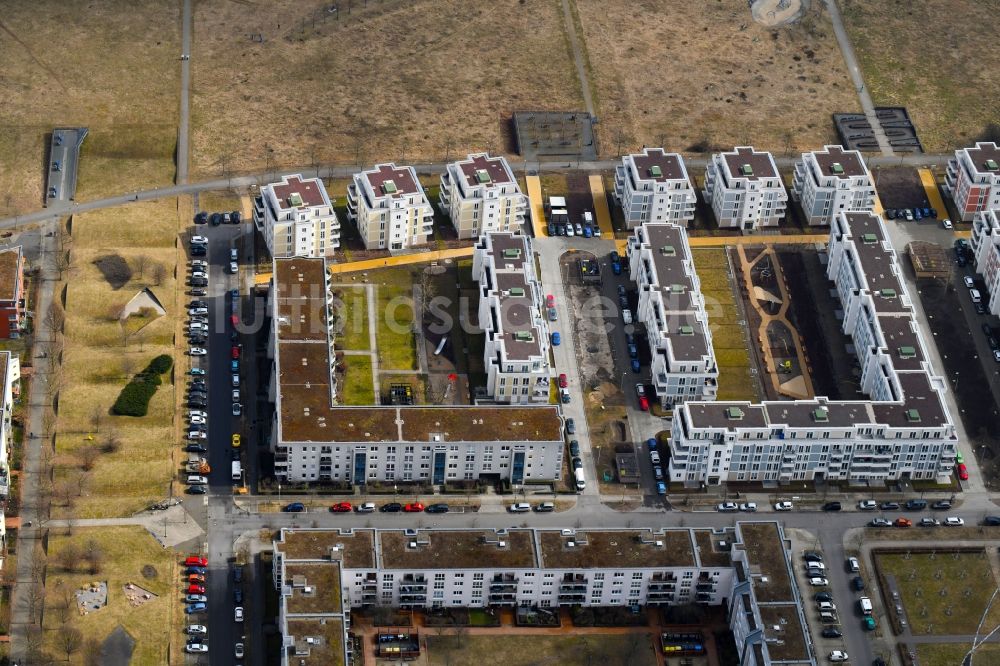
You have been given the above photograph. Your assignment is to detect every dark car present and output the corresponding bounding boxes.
[233,566,243,583]
[190,300,208,309]
[821,627,843,638]
[814,591,833,602]
[852,576,865,591]
[803,551,823,562]
[881,501,900,510]
[233,588,243,604]
[823,502,842,512]
[380,502,403,513]
[425,503,449,514]
[905,499,927,510]
[931,500,951,510]
[976,302,987,314]
[209,212,222,226]
[185,444,208,453]
[565,418,575,435]
[282,502,305,513]
[194,212,208,224]
[885,209,896,220]
[569,440,580,457]
[187,486,207,495]
[983,516,1000,526]
[984,323,994,337]
[187,399,207,408]
[231,210,241,224]
[572,457,582,470]
[190,288,207,297]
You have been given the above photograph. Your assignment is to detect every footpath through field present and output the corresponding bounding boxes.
[588,174,615,237]
[327,247,475,274]
[917,168,949,220]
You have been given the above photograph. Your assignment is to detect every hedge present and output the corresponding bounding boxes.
[111,355,173,417]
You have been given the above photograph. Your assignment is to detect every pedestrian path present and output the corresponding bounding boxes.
[588,174,615,237]
[526,174,548,238]
[327,247,474,274]
[917,168,949,220]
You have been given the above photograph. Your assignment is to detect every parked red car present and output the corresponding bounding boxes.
[958,463,969,481]
[187,574,206,584]
[403,502,425,513]
[330,502,353,513]
[187,584,206,594]
[558,374,568,388]
[184,556,208,567]
[638,395,650,411]
[546,294,555,308]
[231,345,240,359]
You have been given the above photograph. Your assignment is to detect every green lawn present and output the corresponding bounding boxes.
[372,271,418,371]
[332,285,370,352]
[426,633,658,666]
[339,354,374,405]
[877,551,1000,635]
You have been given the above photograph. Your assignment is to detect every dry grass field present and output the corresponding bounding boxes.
[189,0,581,178]
[0,0,179,212]
[43,527,179,665]
[841,0,1000,151]
[574,0,856,155]
[54,198,184,518]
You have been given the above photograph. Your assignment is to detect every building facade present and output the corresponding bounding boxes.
[703,147,787,232]
[614,148,697,228]
[267,256,563,485]
[667,212,956,486]
[472,233,551,403]
[627,223,718,407]
[791,145,876,226]
[439,154,527,239]
[346,163,434,251]
[945,142,1000,222]
[970,209,1000,316]
[0,247,26,339]
[253,174,341,258]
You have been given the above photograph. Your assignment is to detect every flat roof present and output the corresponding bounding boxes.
[483,233,529,271]
[843,212,907,314]
[964,142,1000,175]
[276,529,376,568]
[630,149,687,182]
[686,402,768,430]
[284,562,343,614]
[270,174,329,209]
[0,247,22,302]
[878,314,924,371]
[398,405,562,443]
[811,145,868,179]
[379,530,536,569]
[758,604,809,662]
[495,274,541,360]
[871,371,948,427]
[722,146,778,181]
[538,530,696,569]
[737,523,792,603]
[457,154,514,188]
[284,617,345,666]
[693,530,733,568]
[363,163,422,199]
[765,400,871,430]
[274,258,329,341]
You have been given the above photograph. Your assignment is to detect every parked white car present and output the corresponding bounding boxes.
[857,500,877,510]
[717,502,738,512]
[774,501,793,511]
[944,516,965,527]
[189,347,207,356]
[809,577,829,586]
[829,651,849,662]
[739,503,758,512]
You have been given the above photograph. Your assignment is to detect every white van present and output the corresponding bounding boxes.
[622,309,633,325]
[508,503,531,513]
[859,597,873,615]
[186,475,208,485]
[970,288,982,303]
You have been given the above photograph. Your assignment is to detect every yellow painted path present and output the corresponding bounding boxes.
[328,247,474,274]
[525,175,547,238]
[917,168,949,221]
[588,174,615,237]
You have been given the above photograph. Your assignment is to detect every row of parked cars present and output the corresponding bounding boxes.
[182,555,246,659]
[283,500,453,514]
[884,206,938,222]
[195,210,242,226]
[804,549,873,662]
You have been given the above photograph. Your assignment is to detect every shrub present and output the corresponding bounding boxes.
[111,355,173,417]
[146,354,173,375]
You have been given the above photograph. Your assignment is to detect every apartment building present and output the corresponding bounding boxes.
[970,209,1000,316]
[667,211,956,486]
[346,163,434,251]
[439,154,527,239]
[703,147,787,232]
[253,174,341,258]
[627,224,718,407]
[0,247,26,339]
[472,233,550,403]
[614,148,697,228]
[0,351,22,501]
[267,257,563,484]
[945,142,1000,221]
[272,522,812,666]
[791,145,876,226]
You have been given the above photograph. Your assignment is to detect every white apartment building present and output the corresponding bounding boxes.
[439,154,527,239]
[614,148,697,228]
[627,223,718,407]
[703,147,787,232]
[667,211,956,486]
[253,174,341,258]
[267,257,563,485]
[472,233,550,403]
[970,209,1000,316]
[346,163,434,251]
[791,145,876,226]
[945,142,1000,221]
[0,351,21,500]
[272,522,813,666]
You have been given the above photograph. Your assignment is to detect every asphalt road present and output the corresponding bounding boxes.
[45,128,85,206]
[177,0,192,184]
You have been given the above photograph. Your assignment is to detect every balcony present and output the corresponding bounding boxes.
[558,592,586,603]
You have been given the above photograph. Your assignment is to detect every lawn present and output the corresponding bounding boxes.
[917,642,1000,666]
[363,269,419,372]
[196,189,244,216]
[43,527,179,665]
[841,0,1000,151]
[692,248,758,402]
[426,633,658,666]
[338,354,375,406]
[332,285,371,352]
[188,0,581,178]
[574,0,854,156]
[0,0,179,212]
[876,550,1000,635]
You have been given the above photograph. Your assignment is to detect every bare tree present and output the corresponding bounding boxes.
[55,479,78,509]
[83,539,103,575]
[57,624,84,661]
[77,444,101,471]
[105,303,126,322]
[133,254,150,281]
[52,585,76,623]
[83,638,103,666]
[90,404,104,434]
[44,300,66,333]
[151,261,168,287]
[101,427,122,454]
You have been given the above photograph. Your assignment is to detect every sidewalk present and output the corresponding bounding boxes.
[43,504,204,548]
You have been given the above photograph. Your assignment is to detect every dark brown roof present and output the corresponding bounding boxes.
[765,400,870,430]
[722,147,778,181]
[483,233,529,271]
[363,163,422,198]
[458,154,513,188]
[871,371,948,428]
[398,406,561,442]
[686,403,768,430]
[379,530,536,569]
[275,258,329,341]
[276,529,376,568]
[812,145,868,179]
[965,142,1000,175]
[271,175,329,209]
[284,617,346,666]
[738,522,792,602]
[0,247,22,302]
[538,530,696,569]
[631,149,687,182]
[843,212,907,314]
[878,314,924,371]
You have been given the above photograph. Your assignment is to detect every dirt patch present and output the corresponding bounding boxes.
[93,254,133,290]
[122,581,158,607]
[875,167,928,210]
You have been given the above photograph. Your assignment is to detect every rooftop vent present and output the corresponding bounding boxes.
[898,345,916,359]
[382,180,398,195]
[880,288,897,298]
[502,248,522,259]
[660,245,676,257]
[513,331,534,342]
[476,168,492,184]
[725,406,745,420]
[812,407,829,422]
[678,325,695,336]
[649,165,663,178]
[508,287,525,297]
[831,162,845,175]
[985,159,999,172]
[740,164,754,177]
[670,283,686,293]
[288,193,304,207]
[862,233,878,244]
[905,409,921,423]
